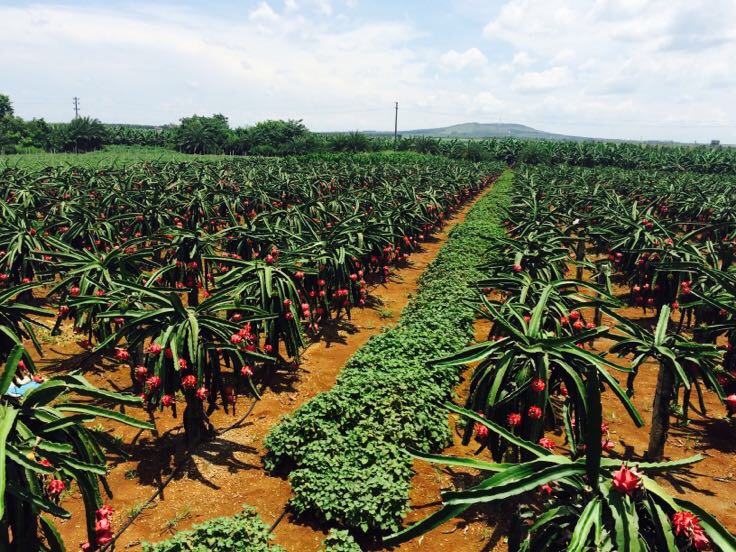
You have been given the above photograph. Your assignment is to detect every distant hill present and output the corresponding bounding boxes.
[360,124,702,145]
[397,122,587,141]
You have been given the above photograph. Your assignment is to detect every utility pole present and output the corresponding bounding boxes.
[394,101,398,147]
[73,97,80,118]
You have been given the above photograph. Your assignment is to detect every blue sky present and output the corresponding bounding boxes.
[1,0,735,142]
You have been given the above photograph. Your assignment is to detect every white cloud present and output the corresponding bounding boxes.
[1,1,735,142]
[0,3,433,130]
[481,0,736,140]
[315,0,333,16]
[249,2,279,23]
[472,91,503,113]
[550,49,574,65]
[439,48,487,71]
[511,51,532,66]
[512,66,569,92]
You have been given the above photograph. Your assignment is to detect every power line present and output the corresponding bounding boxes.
[73,96,80,118]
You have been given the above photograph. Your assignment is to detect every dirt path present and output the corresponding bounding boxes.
[52,188,493,551]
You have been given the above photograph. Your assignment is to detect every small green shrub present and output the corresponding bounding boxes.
[264,169,513,533]
[322,528,362,551]
[142,506,283,552]
[288,426,413,532]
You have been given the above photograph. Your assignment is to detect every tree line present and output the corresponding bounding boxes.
[0,94,393,155]
[3,93,736,174]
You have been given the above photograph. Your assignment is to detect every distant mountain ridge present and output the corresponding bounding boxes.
[398,122,587,141]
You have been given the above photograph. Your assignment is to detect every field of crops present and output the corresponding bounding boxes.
[385,163,736,551]
[0,146,230,169]
[0,152,507,550]
[1,146,736,552]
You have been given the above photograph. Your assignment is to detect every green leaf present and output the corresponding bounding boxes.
[528,284,555,336]
[655,346,690,390]
[384,503,468,546]
[21,380,71,408]
[528,505,574,534]
[0,405,19,519]
[568,497,601,552]
[64,384,143,406]
[606,485,640,552]
[6,479,70,518]
[596,365,645,427]
[36,439,74,454]
[602,455,702,473]
[584,363,602,489]
[6,444,54,475]
[40,515,67,552]
[187,309,200,364]
[442,462,585,506]
[0,343,24,395]
[646,495,678,552]
[653,306,671,348]
[55,404,154,430]
[429,340,501,367]
[406,448,511,472]
[447,403,552,457]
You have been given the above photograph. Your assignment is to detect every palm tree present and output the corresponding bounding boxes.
[60,117,108,153]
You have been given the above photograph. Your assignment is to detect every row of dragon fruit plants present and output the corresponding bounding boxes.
[387,164,736,551]
[0,153,496,550]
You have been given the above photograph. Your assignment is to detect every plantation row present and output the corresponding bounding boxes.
[264,171,511,538]
[0,153,501,550]
[102,132,736,175]
[386,164,736,550]
[139,167,511,550]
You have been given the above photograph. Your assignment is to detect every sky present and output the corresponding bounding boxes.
[1,0,735,142]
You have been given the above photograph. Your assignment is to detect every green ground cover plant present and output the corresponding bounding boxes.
[264,169,512,535]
